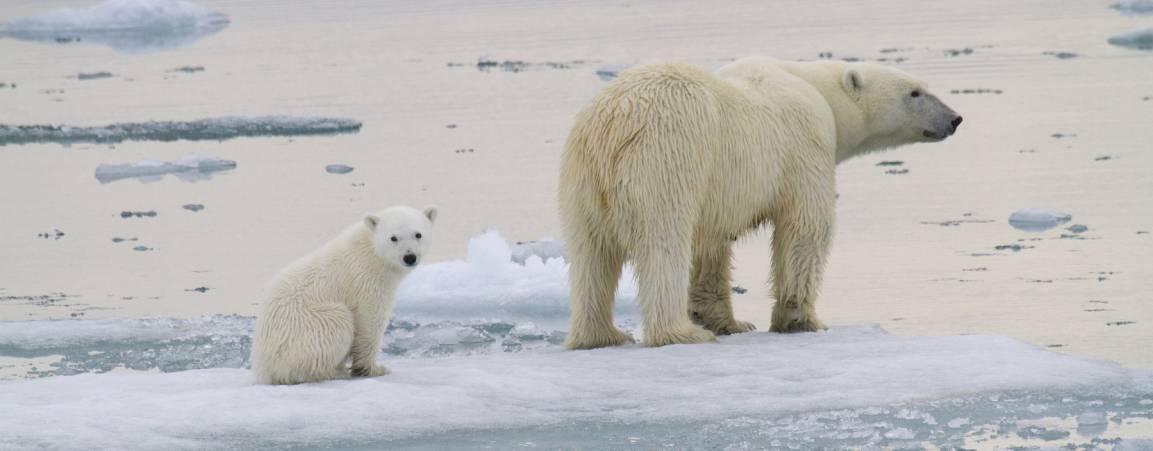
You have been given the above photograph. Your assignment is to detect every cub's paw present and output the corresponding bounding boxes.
[351,364,391,378]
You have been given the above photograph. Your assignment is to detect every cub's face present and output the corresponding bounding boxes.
[365,206,437,271]
[844,64,963,148]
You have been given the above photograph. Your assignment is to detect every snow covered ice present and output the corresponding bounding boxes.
[1008,208,1073,232]
[1,324,1152,449]
[0,116,362,147]
[1,233,1151,449]
[94,153,236,184]
[0,0,229,53]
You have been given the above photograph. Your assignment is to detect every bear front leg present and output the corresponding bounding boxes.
[769,196,834,333]
[349,309,390,378]
[689,239,756,335]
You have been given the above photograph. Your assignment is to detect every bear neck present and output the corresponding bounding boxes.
[335,224,390,277]
[786,61,872,164]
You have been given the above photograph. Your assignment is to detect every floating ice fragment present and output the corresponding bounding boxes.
[96,153,235,183]
[0,0,230,54]
[596,63,631,81]
[1066,224,1088,234]
[1,116,361,146]
[325,164,354,174]
[1008,208,1072,232]
[76,71,114,80]
[1112,0,1153,15]
[1109,28,1153,50]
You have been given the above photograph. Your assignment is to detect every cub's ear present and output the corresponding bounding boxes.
[364,215,379,230]
[842,68,863,93]
[423,206,438,225]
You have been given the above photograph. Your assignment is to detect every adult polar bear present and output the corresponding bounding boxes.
[560,57,962,349]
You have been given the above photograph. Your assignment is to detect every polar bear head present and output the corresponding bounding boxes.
[364,206,437,270]
[841,63,962,154]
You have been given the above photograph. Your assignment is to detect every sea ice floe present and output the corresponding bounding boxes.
[95,153,236,184]
[596,63,632,81]
[0,0,230,53]
[0,325,1150,449]
[0,116,362,146]
[1109,28,1153,50]
[1112,0,1153,15]
[1008,208,1072,232]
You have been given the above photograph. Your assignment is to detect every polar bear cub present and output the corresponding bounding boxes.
[251,206,437,385]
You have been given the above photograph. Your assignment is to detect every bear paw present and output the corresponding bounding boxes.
[350,364,391,378]
[712,319,757,335]
[565,326,636,350]
[769,309,827,333]
[644,323,717,347]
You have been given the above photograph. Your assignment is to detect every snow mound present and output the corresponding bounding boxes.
[1008,208,1072,232]
[95,153,236,183]
[396,230,637,321]
[0,326,1149,449]
[510,237,565,264]
[0,0,230,53]
[0,116,362,147]
[1109,28,1153,50]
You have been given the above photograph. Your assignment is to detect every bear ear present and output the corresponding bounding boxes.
[364,215,379,231]
[423,206,438,225]
[842,68,863,93]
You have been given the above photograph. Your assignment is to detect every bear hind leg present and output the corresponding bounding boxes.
[689,240,756,335]
[564,228,635,350]
[262,303,355,384]
[633,232,717,347]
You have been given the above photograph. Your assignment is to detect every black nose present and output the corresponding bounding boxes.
[951,116,963,132]
[403,254,417,266]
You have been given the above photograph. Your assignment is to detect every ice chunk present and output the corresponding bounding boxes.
[396,230,637,321]
[0,0,230,54]
[596,63,632,81]
[324,164,354,174]
[1109,28,1153,50]
[1112,0,1153,15]
[0,326,1150,449]
[0,116,361,146]
[1008,208,1072,232]
[510,238,565,264]
[95,153,236,184]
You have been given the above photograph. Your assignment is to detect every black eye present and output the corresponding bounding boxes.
[389,236,398,242]
[910,90,921,98]
[415,233,422,239]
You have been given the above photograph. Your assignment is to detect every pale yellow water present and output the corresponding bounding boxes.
[1,0,1151,371]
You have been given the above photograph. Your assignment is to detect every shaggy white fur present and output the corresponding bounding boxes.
[559,57,961,349]
[251,206,437,384]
